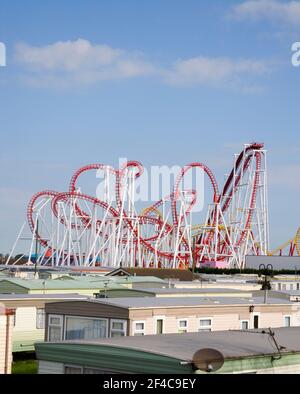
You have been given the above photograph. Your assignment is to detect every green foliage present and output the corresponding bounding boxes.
[12,359,38,374]
[192,267,300,275]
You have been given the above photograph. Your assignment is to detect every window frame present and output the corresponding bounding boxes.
[36,308,46,329]
[177,319,188,333]
[64,364,83,374]
[133,320,146,336]
[83,367,104,374]
[154,316,165,335]
[283,315,292,327]
[49,314,63,325]
[48,314,63,341]
[64,315,109,340]
[198,317,212,332]
[12,310,16,327]
[63,364,129,374]
[253,313,260,329]
[240,320,250,330]
[110,319,127,337]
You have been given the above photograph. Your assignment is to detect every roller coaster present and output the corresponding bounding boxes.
[6,142,269,269]
[268,228,300,257]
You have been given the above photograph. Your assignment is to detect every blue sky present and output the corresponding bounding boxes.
[0,0,300,253]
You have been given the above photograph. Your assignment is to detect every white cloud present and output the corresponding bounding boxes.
[15,39,122,71]
[14,38,270,90]
[164,56,268,86]
[232,0,300,26]
[15,38,158,87]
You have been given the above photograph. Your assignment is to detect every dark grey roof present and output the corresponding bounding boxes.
[86,296,293,309]
[61,327,300,360]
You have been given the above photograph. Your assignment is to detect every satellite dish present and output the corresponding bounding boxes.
[192,348,224,373]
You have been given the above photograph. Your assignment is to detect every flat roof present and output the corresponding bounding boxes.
[171,280,259,286]
[272,279,300,282]
[0,293,88,300]
[61,275,167,284]
[199,275,259,283]
[281,290,300,296]
[58,327,300,360]
[64,276,115,282]
[0,278,124,290]
[245,255,300,270]
[112,276,167,283]
[84,295,294,309]
[133,287,252,295]
[0,265,113,272]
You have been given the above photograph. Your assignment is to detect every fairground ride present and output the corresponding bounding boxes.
[6,143,269,270]
[268,228,300,257]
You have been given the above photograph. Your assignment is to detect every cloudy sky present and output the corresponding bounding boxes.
[0,0,300,253]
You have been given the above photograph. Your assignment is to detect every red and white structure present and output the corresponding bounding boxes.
[6,143,269,269]
[268,227,300,257]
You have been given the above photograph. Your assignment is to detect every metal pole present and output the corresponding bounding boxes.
[34,219,39,278]
[264,277,268,304]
